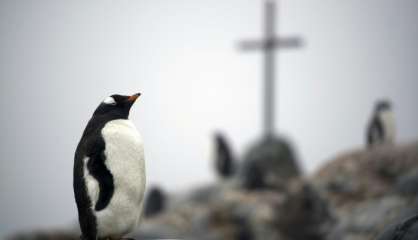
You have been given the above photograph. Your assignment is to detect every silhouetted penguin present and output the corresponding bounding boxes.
[213,133,236,179]
[366,100,396,148]
[144,186,166,218]
[73,93,146,240]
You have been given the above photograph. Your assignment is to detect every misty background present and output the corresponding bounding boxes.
[1,0,418,237]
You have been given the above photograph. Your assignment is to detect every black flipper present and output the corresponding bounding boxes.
[367,115,384,147]
[86,137,115,211]
[74,113,122,239]
[74,146,98,240]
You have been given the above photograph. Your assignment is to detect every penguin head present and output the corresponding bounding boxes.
[214,132,226,147]
[375,100,392,113]
[93,93,141,119]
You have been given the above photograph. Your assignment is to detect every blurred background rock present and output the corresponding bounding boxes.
[8,142,418,239]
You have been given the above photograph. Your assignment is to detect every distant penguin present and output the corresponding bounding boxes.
[144,186,166,218]
[73,93,146,240]
[213,132,236,179]
[366,100,396,148]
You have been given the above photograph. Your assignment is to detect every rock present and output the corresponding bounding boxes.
[186,184,224,204]
[327,195,417,240]
[313,141,418,240]
[240,160,265,190]
[6,231,78,240]
[135,179,334,240]
[240,136,301,190]
[276,180,336,240]
[375,215,418,240]
[396,168,418,196]
[9,140,418,240]
[314,142,418,208]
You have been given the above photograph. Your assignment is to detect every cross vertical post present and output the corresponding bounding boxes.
[239,0,303,139]
[264,0,276,139]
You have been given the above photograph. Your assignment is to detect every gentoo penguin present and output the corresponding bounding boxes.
[213,132,236,179]
[143,186,166,218]
[366,100,396,148]
[73,93,146,240]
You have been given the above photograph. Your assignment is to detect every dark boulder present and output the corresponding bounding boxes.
[396,169,418,196]
[240,136,300,190]
[375,215,418,240]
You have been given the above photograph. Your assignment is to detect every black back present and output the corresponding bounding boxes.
[214,133,236,178]
[73,93,139,240]
[367,99,393,147]
[367,114,384,147]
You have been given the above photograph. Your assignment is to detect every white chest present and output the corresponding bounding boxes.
[84,119,146,237]
[379,111,396,143]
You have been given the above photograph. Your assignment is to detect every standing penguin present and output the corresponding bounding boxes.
[366,100,396,148]
[213,132,236,179]
[143,186,166,218]
[73,93,146,240]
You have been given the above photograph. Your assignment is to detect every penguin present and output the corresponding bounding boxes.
[143,186,166,218]
[213,132,236,179]
[366,100,396,148]
[73,93,146,240]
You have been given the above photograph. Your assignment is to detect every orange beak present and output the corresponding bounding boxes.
[128,92,141,102]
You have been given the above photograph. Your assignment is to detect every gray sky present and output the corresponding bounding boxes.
[1,0,418,237]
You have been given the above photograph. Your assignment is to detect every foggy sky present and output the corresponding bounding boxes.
[1,0,418,237]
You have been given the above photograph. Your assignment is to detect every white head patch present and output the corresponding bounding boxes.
[103,96,116,105]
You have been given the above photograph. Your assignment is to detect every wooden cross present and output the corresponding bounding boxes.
[239,0,303,138]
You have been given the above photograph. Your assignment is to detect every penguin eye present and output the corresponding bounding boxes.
[103,96,117,105]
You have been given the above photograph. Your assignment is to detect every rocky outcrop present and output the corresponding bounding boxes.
[7,231,79,240]
[133,179,334,240]
[8,142,418,240]
[313,142,418,240]
[375,214,418,240]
